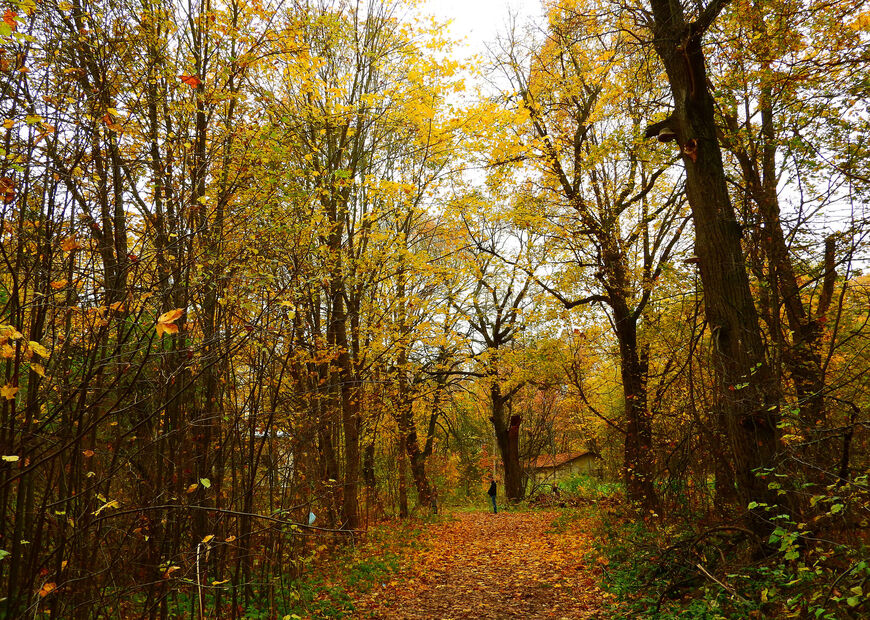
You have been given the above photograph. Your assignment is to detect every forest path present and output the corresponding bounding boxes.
[354,510,610,619]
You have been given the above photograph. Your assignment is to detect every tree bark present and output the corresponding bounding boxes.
[491,384,525,502]
[646,0,781,535]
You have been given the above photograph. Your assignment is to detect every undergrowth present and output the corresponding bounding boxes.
[157,515,439,619]
[589,478,870,619]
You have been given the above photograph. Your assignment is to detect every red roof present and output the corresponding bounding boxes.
[528,450,598,470]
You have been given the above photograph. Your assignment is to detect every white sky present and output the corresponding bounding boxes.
[418,0,544,59]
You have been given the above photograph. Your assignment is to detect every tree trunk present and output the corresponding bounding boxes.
[611,295,659,511]
[491,383,524,502]
[646,0,781,536]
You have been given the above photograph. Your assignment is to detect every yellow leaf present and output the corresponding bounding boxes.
[2,455,19,462]
[93,499,119,516]
[2,119,14,129]
[29,342,49,358]
[30,363,45,377]
[82,449,95,457]
[211,578,231,586]
[201,534,215,544]
[1,384,18,400]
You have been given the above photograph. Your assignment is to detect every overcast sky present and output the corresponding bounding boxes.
[418,0,543,58]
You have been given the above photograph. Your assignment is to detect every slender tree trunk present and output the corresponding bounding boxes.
[611,297,659,511]
[397,436,409,518]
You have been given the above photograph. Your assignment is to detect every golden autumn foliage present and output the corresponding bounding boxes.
[0,0,867,617]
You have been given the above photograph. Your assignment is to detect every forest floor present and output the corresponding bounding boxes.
[349,509,612,619]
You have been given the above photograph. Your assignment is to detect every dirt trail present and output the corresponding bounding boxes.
[355,510,610,619]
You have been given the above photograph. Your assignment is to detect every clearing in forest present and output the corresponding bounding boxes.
[353,510,611,619]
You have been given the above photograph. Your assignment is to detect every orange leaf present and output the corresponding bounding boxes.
[156,308,184,337]
[38,582,56,598]
[158,308,184,324]
[0,177,15,204]
[3,10,17,30]
[162,565,181,578]
[179,74,201,88]
[155,322,179,337]
[82,449,95,457]
[50,279,68,290]
[61,236,80,253]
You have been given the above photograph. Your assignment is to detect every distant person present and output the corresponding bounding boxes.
[487,479,497,514]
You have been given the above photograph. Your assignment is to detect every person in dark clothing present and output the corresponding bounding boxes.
[487,479,497,514]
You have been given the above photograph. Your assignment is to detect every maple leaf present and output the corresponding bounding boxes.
[156,308,184,337]
[1,384,18,400]
[179,74,202,88]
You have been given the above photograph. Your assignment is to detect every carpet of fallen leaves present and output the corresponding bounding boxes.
[353,510,612,619]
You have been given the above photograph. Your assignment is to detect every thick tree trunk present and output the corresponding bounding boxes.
[491,384,524,502]
[647,0,781,536]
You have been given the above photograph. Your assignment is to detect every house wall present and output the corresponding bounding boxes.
[529,454,601,487]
